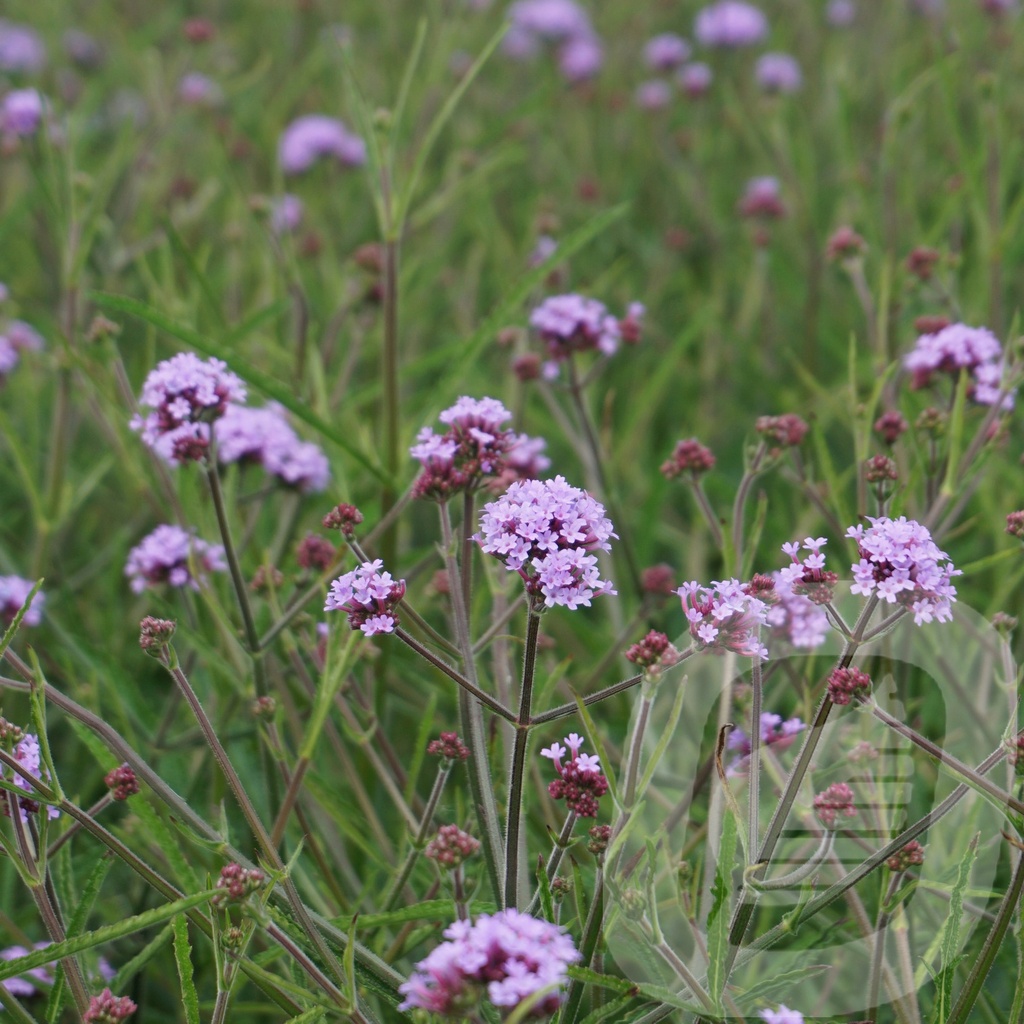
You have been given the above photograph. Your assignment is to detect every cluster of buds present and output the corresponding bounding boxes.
[249,566,284,592]
[813,782,857,830]
[779,538,837,606]
[625,629,682,677]
[660,438,715,479]
[324,559,406,637]
[640,563,676,597]
[755,413,809,456]
[886,839,925,873]
[826,225,867,264]
[587,824,612,856]
[0,716,24,746]
[1006,511,1024,541]
[322,503,363,538]
[541,734,609,818]
[528,293,643,368]
[425,825,480,869]
[864,454,899,502]
[138,616,176,655]
[296,533,336,572]
[906,246,941,282]
[738,177,786,220]
[104,764,140,802]
[83,990,138,1023]
[213,863,265,905]
[826,667,872,706]
[427,732,471,763]
[874,411,909,445]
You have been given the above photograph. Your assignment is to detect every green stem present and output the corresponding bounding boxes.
[527,811,577,914]
[747,651,763,857]
[867,872,905,1024]
[505,606,542,909]
[379,227,400,569]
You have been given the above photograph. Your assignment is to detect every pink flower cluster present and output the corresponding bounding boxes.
[760,1007,804,1024]
[83,989,137,1023]
[131,353,246,464]
[904,321,1015,410]
[779,537,838,606]
[410,396,549,500]
[425,824,480,868]
[1,942,53,1000]
[0,21,46,73]
[542,732,608,817]
[503,0,604,82]
[325,559,406,636]
[694,1,768,47]
[399,909,580,1016]
[277,114,366,175]
[766,572,829,649]
[846,516,960,624]
[124,524,226,593]
[529,293,643,372]
[1,88,43,137]
[0,318,44,378]
[678,579,769,658]
[755,53,802,93]
[3,733,59,823]
[215,403,330,493]
[476,476,616,609]
[813,781,857,829]
[0,575,44,627]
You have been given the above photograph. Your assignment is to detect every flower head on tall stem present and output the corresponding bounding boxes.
[644,33,691,70]
[2,731,59,822]
[528,293,641,369]
[759,1007,803,1024]
[324,558,406,635]
[887,839,925,872]
[277,114,366,174]
[678,579,769,658]
[755,413,808,455]
[425,825,480,868]
[778,538,837,606]
[0,575,43,627]
[661,438,715,479]
[125,525,226,593]
[765,572,829,650]
[813,781,857,830]
[694,1,768,46]
[846,516,960,624]
[83,988,137,1023]
[542,733,609,817]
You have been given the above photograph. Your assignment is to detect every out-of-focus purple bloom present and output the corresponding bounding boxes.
[399,909,580,1017]
[904,322,1015,410]
[979,0,1017,15]
[694,1,768,47]
[0,21,46,74]
[325,559,405,636]
[727,712,805,774]
[0,320,43,380]
[755,53,802,93]
[63,29,105,69]
[269,194,304,234]
[502,24,541,59]
[644,33,691,71]
[529,293,623,362]
[528,234,558,267]
[124,524,226,593]
[4,734,59,822]
[558,33,603,81]
[508,0,592,40]
[760,1007,804,1024]
[278,114,366,175]
[847,516,960,625]
[636,79,672,110]
[678,61,713,97]
[215,403,329,493]
[0,943,53,1001]
[177,72,221,106]
[130,352,246,465]
[766,572,829,649]
[826,0,856,25]
[679,579,769,658]
[2,88,43,136]
[477,476,616,609]
[0,338,17,374]
[0,576,43,627]
[738,176,786,219]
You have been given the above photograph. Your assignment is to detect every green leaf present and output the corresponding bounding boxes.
[110,923,175,990]
[339,899,496,930]
[706,805,739,1007]
[636,680,688,799]
[634,981,707,1014]
[576,994,642,1024]
[565,965,637,996]
[737,962,831,1003]
[173,915,201,1024]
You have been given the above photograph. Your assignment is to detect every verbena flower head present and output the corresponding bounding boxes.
[846,516,960,624]
[529,293,629,364]
[1,88,43,136]
[177,72,221,106]
[0,21,46,74]
[694,1,768,47]
[3,732,59,822]
[766,572,829,649]
[727,712,804,774]
[0,575,43,627]
[887,839,925,872]
[759,1007,804,1024]
[325,559,406,636]
[507,0,592,40]
[83,989,137,1023]
[678,579,769,658]
[778,537,837,606]
[0,942,54,1000]
[269,193,303,234]
[399,909,580,1017]
[644,33,691,70]
[215,403,329,493]
[739,177,786,219]
[903,321,1015,410]
[124,525,226,593]
[755,53,802,93]
[827,666,872,705]
[636,80,673,110]
[131,352,246,464]
[425,824,480,868]
[813,781,857,829]
[543,732,608,815]
[477,476,616,609]
[678,61,713,97]
[278,114,366,175]
[661,437,716,479]
[826,0,856,26]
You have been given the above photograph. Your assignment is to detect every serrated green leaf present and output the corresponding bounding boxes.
[565,965,637,996]
[706,805,739,1007]
[173,915,201,1024]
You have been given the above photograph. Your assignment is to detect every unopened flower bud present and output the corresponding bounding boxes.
[427,732,470,762]
[251,695,277,720]
[322,503,363,537]
[661,438,715,479]
[587,824,612,855]
[424,824,480,868]
[827,667,872,706]
[84,990,137,1023]
[250,566,284,592]
[641,563,676,596]
[992,611,1018,635]
[551,876,572,900]
[813,782,857,829]
[512,353,542,381]
[906,247,941,281]
[296,534,336,571]
[1006,511,1024,540]
[874,410,908,445]
[104,763,139,801]
[213,863,266,905]
[914,314,951,335]
[826,226,867,263]
[139,616,176,654]
[886,839,925,873]
[620,888,646,921]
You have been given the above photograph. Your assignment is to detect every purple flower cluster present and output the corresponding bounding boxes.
[644,33,691,70]
[410,396,548,500]
[278,114,366,175]
[727,712,804,775]
[760,1007,804,1024]
[0,575,44,627]
[779,537,838,606]
[325,559,406,636]
[0,21,46,74]
[1,943,53,1001]
[124,524,226,593]
[131,353,246,464]
[476,476,616,609]
[1,88,43,137]
[766,572,829,649]
[755,53,802,93]
[903,321,1015,410]
[739,176,786,219]
[504,0,604,82]
[529,293,642,371]
[215,403,330,493]
[846,516,960,624]
[3,733,59,823]
[269,194,303,235]
[694,1,768,47]
[678,579,769,658]
[542,732,608,816]
[399,909,580,1017]
[0,318,44,378]
[814,781,857,829]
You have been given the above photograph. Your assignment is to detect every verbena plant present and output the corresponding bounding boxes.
[1,2,1024,1022]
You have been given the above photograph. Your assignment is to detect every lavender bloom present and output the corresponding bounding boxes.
[0,576,43,627]
[0,21,46,74]
[5,734,59,822]
[558,33,603,81]
[399,909,580,1017]
[502,25,541,60]
[215,403,330,493]
[678,61,713,97]
[6,320,44,351]
[477,476,616,608]
[755,53,802,93]
[904,322,1015,410]
[507,0,593,41]
[678,579,769,658]
[124,524,226,593]
[325,559,406,636]
[644,33,691,71]
[529,293,624,362]
[177,72,221,106]
[269,193,303,234]
[766,572,829,649]
[738,176,786,219]
[131,352,246,464]
[278,114,366,175]
[694,1,768,47]
[847,516,960,624]
[635,80,673,110]
[760,1008,804,1024]
[63,29,105,69]
[2,88,43,136]
[0,943,54,1001]
[0,338,18,375]
[826,0,856,25]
